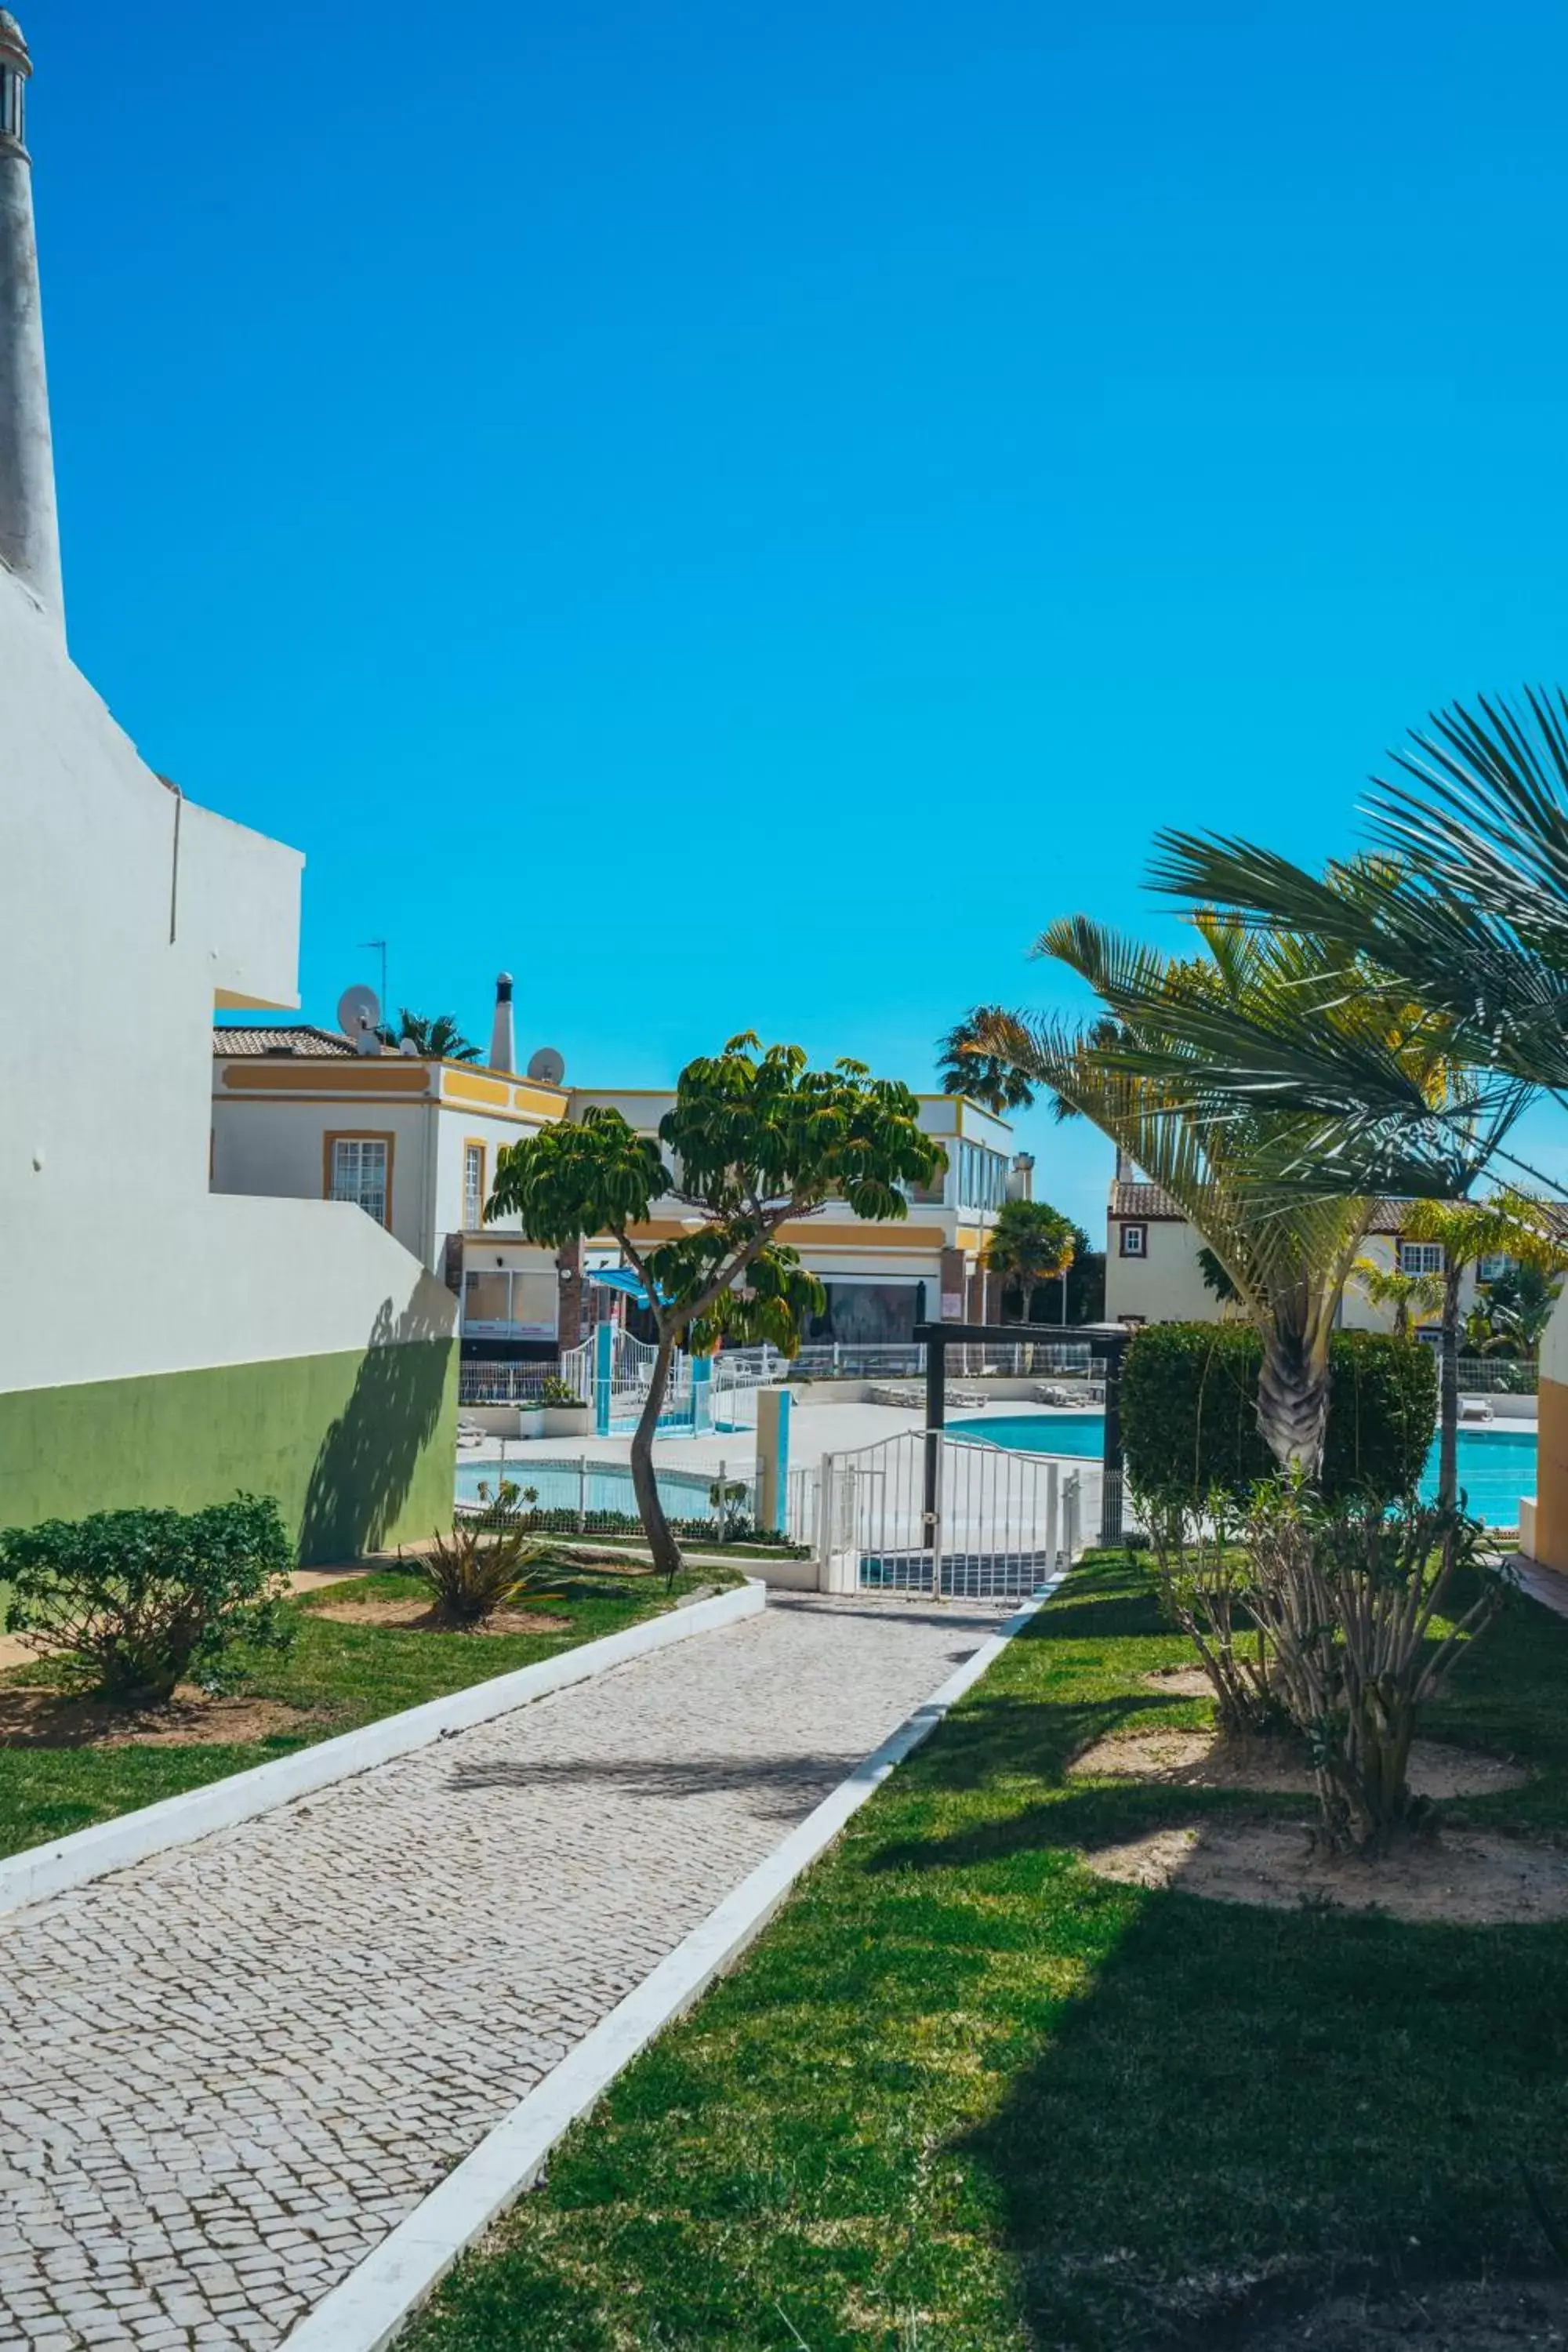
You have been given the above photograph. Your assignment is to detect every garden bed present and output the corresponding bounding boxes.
[401,1549,1568,2352]
[0,1561,734,1862]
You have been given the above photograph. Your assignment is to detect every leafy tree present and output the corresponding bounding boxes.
[983,1200,1076,1321]
[379,1009,481,1062]
[1196,1244,1241,1307]
[943,909,1457,1475]
[488,1036,942,1576]
[1063,1225,1105,1322]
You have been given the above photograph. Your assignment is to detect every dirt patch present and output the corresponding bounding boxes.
[305,1598,575,1637]
[1073,1730,1529,1801]
[1145,1664,1221,1698]
[0,1685,314,1751]
[1083,1817,1568,1925]
[1225,2274,1568,2348]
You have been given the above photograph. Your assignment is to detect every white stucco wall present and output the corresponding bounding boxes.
[0,571,453,1397]
[1106,1212,1484,1334]
[1105,1218,1219,1323]
[211,1095,440,1269]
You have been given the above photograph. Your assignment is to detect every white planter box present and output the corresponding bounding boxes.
[517,1407,546,1439]
[542,1404,592,1438]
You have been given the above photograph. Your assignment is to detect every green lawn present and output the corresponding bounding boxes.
[404,1552,1568,2352]
[0,1563,729,1863]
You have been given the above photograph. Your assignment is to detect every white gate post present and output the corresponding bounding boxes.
[931,1432,946,1601]
[819,1453,858,1593]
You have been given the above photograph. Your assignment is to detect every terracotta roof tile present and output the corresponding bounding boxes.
[212,1025,358,1059]
[1109,1181,1185,1219]
[1109,1183,1483,1233]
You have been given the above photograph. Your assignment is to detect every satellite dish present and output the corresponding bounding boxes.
[336,984,382,1042]
[527,1046,566,1086]
[398,1035,420,1058]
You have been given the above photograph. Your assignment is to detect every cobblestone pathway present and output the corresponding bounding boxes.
[0,1595,999,2350]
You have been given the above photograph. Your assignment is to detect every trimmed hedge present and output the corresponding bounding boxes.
[1121,1323,1437,1508]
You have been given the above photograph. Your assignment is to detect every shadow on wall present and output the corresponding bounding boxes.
[297,1295,456,1566]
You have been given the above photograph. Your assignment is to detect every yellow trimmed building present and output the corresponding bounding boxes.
[210,1025,1033,1361]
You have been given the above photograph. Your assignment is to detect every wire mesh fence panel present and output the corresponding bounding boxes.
[1455,1357,1539,1394]
[458,1360,561,1406]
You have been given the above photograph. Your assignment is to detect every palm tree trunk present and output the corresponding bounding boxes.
[1438,1268,1461,1511]
[1256,1328,1331,1476]
[629,1333,683,1581]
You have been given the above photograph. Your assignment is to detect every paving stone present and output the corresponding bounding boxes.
[0,1594,991,2347]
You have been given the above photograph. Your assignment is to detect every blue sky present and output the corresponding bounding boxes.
[38,0,1568,1228]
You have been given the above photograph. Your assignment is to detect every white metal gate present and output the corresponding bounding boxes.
[815,1430,1083,1600]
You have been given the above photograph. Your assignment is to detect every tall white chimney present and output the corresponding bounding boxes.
[0,13,62,633]
[489,972,516,1074]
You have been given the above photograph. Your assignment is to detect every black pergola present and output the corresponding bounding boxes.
[913,1320,1131,1548]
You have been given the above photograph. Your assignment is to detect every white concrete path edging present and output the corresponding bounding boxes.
[281,1577,1060,2352]
[0,1580,765,1922]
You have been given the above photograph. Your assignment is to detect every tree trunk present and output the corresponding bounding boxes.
[1255,1328,1330,1477]
[629,1333,683,1581]
[1438,1268,1461,1512]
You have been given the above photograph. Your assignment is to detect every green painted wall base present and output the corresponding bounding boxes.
[0,1341,458,1565]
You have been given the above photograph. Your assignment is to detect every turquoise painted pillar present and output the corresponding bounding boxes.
[755,1385,792,1534]
[593,1319,614,1436]
[691,1352,712,1434]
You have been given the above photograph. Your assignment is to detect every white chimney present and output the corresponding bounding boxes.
[488,972,516,1074]
[0,12,62,633]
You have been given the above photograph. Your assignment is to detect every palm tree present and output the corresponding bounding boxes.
[1398,1196,1568,1508]
[982,1200,1076,1323]
[946,909,1453,1474]
[1144,698,1568,1203]
[1349,1258,1446,1337]
[1485,1259,1564,1359]
[382,1009,481,1062]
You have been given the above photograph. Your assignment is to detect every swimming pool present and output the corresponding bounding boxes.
[947,1414,1536,1530]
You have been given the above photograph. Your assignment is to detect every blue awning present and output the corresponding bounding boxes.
[586,1267,651,1306]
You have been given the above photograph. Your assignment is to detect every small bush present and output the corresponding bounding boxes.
[415,1523,572,1628]
[1122,1324,1436,1508]
[539,1377,583,1408]
[1138,1498,1278,1737]
[0,1494,293,1704]
[1243,1480,1508,1853]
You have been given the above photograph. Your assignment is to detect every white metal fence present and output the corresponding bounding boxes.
[1455,1357,1539,1395]
[815,1428,1085,1600]
[787,1340,1094,1381]
[458,1359,561,1405]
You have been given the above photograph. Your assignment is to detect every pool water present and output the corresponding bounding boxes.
[948,1414,1536,1530]
[455,1457,732,1523]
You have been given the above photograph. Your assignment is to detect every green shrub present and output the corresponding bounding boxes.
[414,1522,572,1628]
[0,1494,294,1704]
[1121,1324,1436,1509]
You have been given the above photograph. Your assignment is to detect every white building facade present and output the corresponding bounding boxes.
[212,1036,1033,1362]
[0,22,456,1561]
[1105,1178,1486,1334]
